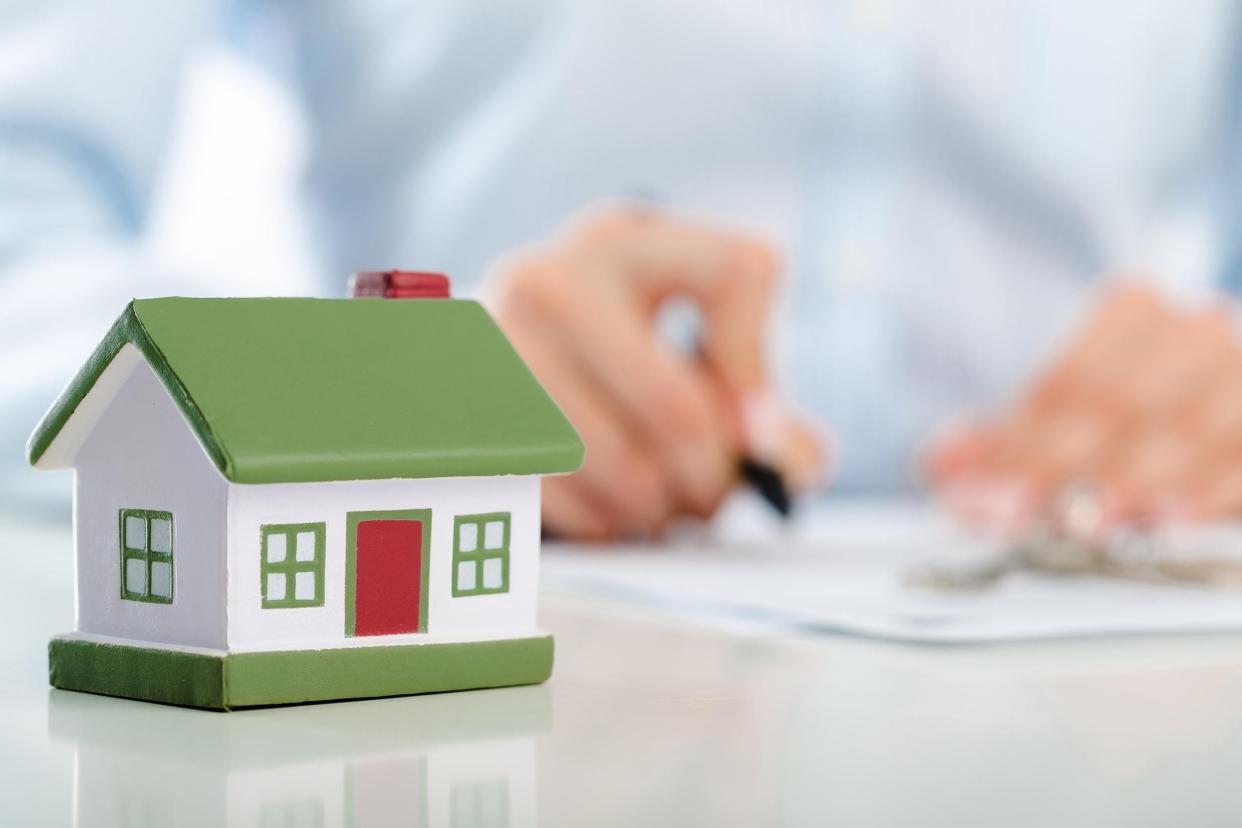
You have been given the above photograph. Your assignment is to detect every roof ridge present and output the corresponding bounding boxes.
[130,300,236,479]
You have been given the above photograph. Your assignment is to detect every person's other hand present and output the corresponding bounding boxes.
[928,281,1242,530]
[483,205,827,540]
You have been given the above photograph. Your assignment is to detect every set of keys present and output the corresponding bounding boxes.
[908,485,1242,592]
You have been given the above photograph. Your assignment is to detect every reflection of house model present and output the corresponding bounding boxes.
[50,683,547,826]
[27,278,583,709]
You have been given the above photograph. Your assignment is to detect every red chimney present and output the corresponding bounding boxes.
[349,270,451,299]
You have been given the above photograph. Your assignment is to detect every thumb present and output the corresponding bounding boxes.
[696,239,781,396]
[697,240,782,460]
[565,208,780,391]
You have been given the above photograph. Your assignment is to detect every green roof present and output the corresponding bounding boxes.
[28,298,584,483]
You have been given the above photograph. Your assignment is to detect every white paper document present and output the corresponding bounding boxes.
[541,499,1242,643]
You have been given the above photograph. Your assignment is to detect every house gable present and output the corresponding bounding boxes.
[73,348,228,649]
[28,307,217,474]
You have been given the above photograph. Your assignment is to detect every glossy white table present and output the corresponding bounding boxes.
[4,514,1242,826]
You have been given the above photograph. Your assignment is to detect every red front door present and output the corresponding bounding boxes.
[354,519,424,636]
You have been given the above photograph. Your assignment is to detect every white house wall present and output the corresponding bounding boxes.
[73,346,229,649]
[226,475,541,652]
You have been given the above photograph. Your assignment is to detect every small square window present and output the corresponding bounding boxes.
[452,513,510,597]
[260,523,325,609]
[150,561,172,598]
[456,560,477,592]
[149,518,172,554]
[458,522,478,552]
[124,515,146,550]
[295,531,316,562]
[125,557,146,595]
[484,520,505,550]
[266,533,287,563]
[482,556,504,589]
[294,570,316,601]
[119,509,173,604]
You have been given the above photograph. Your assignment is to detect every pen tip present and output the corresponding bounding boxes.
[740,458,792,518]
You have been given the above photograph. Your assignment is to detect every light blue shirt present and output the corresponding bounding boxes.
[3,0,1242,509]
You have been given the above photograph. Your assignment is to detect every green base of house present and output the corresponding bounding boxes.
[48,634,554,711]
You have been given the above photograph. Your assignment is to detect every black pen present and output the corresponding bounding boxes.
[635,192,793,520]
[692,337,793,519]
[740,456,792,518]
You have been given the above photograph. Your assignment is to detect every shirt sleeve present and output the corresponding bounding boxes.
[277,0,560,291]
[0,1,215,506]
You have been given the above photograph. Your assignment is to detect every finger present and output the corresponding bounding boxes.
[1121,306,1236,417]
[695,241,779,394]
[500,259,736,515]
[987,403,1119,501]
[1015,282,1167,430]
[1189,362,1242,446]
[1101,310,1241,518]
[1079,303,1236,514]
[522,256,728,442]
[1104,422,1196,520]
[506,324,674,532]
[983,284,1176,498]
[938,475,1039,535]
[1052,281,1169,391]
[542,477,619,542]
[776,409,834,494]
[922,417,1000,483]
[1172,341,1242,522]
[926,428,1052,533]
[568,209,782,393]
[1192,461,1242,520]
[1176,366,1242,523]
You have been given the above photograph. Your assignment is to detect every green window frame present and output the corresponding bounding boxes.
[260,523,326,608]
[119,508,174,604]
[452,512,511,597]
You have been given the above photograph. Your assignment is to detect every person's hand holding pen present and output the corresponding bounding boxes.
[483,204,828,541]
[929,281,1242,532]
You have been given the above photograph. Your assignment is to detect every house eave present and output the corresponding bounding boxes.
[27,303,235,477]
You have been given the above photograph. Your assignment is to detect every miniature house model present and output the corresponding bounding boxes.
[27,284,583,709]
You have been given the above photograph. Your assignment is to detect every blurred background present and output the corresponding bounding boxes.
[5,0,1242,529]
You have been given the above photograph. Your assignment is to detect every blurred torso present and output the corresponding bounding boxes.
[303,0,1237,489]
